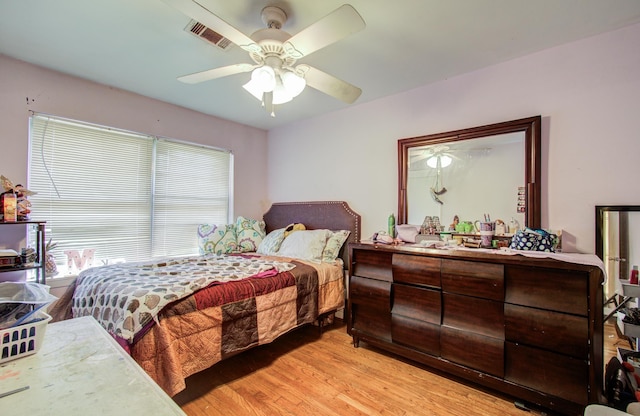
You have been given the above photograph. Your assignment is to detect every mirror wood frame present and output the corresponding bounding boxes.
[595,205,640,262]
[397,116,542,228]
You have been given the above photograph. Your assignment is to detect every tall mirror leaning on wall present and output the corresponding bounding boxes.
[596,205,640,322]
[397,116,542,232]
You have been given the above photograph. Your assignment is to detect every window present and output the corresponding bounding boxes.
[28,113,232,275]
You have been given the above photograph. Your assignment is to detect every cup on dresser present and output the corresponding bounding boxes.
[474,221,496,248]
[456,221,474,234]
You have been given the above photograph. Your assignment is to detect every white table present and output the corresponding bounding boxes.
[584,404,635,415]
[0,316,186,415]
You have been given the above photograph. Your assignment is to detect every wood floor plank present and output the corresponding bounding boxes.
[174,319,624,416]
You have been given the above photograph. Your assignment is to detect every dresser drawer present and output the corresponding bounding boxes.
[352,249,393,282]
[441,326,504,377]
[505,304,588,359]
[350,276,391,311]
[392,314,440,356]
[505,266,588,316]
[351,304,392,342]
[442,293,504,339]
[392,283,441,324]
[442,260,504,301]
[392,253,441,288]
[505,342,588,406]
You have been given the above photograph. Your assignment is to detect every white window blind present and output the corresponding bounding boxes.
[152,139,231,257]
[28,114,231,271]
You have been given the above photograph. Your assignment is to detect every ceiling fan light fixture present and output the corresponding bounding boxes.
[243,69,303,108]
[242,78,265,101]
[272,89,293,105]
[272,76,294,105]
[250,65,276,92]
[281,70,306,97]
[427,155,452,168]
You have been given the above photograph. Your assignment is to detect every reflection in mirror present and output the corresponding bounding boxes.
[596,206,640,312]
[398,116,541,228]
[406,132,525,227]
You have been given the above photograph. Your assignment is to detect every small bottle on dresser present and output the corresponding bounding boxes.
[631,265,639,285]
[388,213,396,238]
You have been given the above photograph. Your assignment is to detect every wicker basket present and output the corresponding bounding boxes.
[0,312,51,364]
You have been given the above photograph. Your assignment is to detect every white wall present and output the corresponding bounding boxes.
[267,22,640,254]
[0,54,268,219]
[0,54,268,282]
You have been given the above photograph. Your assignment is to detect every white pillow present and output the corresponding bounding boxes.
[277,229,330,262]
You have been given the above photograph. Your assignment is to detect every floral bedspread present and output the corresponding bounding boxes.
[71,254,295,343]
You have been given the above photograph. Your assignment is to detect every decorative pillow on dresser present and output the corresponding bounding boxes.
[197,224,237,255]
[236,216,266,253]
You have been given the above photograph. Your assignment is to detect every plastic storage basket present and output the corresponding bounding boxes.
[0,312,51,364]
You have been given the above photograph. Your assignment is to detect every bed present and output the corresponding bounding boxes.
[49,201,360,396]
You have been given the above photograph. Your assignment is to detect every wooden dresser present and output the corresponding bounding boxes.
[347,243,604,415]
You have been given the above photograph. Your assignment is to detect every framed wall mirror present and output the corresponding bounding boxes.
[397,116,541,229]
[596,205,640,311]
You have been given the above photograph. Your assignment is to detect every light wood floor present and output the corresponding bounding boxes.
[173,319,629,416]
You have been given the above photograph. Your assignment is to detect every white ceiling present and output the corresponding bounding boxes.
[2,0,640,131]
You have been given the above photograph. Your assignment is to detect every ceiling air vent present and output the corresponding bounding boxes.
[184,19,233,50]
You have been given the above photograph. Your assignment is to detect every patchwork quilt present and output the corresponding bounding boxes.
[64,254,344,396]
[72,254,295,343]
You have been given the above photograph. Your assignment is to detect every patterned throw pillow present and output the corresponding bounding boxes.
[322,230,351,262]
[236,216,266,253]
[509,228,558,252]
[257,228,286,255]
[197,224,237,255]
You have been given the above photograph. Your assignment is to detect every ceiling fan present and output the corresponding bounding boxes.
[163,0,366,116]
[411,145,459,168]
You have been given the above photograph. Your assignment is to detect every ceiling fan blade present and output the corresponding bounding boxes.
[298,65,362,104]
[163,0,261,53]
[411,154,431,163]
[283,4,365,59]
[178,63,256,84]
